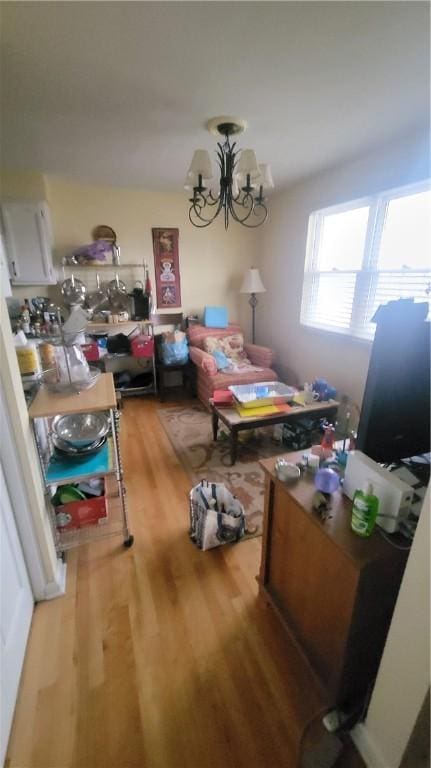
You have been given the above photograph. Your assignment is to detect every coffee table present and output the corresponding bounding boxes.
[210,397,339,465]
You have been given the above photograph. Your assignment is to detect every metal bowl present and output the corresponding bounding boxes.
[52,434,107,460]
[52,412,110,448]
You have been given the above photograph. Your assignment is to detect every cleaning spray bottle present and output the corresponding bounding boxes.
[351,480,379,537]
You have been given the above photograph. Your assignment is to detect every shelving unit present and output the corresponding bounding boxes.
[86,320,158,397]
[29,372,134,552]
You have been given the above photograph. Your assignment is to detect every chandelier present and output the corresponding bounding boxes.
[185,116,274,229]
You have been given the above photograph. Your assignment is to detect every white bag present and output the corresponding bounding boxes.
[189,480,245,551]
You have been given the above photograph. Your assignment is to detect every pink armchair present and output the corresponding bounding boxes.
[187,323,278,408]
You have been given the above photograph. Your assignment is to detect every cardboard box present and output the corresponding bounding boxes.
[55,495,107,532]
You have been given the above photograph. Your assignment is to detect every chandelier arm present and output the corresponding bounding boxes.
[231,199,268,228]
[228,193,268,227]
[189,193,224,227]
[228,191,256,223]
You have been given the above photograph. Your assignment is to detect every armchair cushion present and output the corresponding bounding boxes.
[244,343,274,369]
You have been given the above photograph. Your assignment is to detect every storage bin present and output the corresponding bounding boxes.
[131,335,154,358]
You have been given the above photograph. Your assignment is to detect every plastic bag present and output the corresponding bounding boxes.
[189,480,245,550]
[161,336,189,365]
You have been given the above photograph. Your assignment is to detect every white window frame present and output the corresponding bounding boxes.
[300,179,431,341]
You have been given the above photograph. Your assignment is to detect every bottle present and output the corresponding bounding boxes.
[351,481,379,537]
[20,304,30,334]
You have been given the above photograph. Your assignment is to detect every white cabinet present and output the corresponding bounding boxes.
[0,201,55,285]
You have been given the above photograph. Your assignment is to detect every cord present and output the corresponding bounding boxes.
[297,705,334,766]
[377,526,412,550]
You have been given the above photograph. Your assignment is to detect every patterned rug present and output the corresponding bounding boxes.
[157,403,285,537]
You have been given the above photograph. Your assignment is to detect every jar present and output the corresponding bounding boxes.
[16,343,41,376]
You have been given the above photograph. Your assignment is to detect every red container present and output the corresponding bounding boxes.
[81,342,100,362]
[55,495,107,532]
[131,335,154,358]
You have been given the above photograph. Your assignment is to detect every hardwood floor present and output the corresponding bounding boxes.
[6,398,361,768]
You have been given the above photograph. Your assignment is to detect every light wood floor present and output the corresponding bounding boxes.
[6,397,357,768]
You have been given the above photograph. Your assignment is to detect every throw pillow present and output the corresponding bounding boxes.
[221,333,249,363]
[203,336,225,355]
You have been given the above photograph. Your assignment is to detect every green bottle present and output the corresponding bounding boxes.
[351,481,379,537]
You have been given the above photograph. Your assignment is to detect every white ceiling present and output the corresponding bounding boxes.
[1,2,429,193]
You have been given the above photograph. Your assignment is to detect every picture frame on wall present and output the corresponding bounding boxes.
[152,227,182,309]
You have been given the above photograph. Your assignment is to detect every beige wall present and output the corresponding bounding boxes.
[1,171,260,334]
[47,176,260,335]
[257,129,430,409]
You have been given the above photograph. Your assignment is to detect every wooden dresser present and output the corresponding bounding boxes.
[259,453,408,710]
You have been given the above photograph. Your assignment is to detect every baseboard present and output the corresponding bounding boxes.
[41,558,67,601]
[352,723,388,768]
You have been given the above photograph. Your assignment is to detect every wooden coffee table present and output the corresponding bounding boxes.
[210,398,339,465]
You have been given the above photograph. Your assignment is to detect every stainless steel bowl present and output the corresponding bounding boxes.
[52,412,110,448]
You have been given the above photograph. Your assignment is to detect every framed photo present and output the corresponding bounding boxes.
[152,228,182,309]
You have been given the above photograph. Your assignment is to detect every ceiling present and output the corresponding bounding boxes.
[1,2,429,193]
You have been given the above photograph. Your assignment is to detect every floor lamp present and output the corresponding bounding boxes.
[240,268,266,344]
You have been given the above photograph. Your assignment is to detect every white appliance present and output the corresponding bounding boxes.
[343,451,414,533]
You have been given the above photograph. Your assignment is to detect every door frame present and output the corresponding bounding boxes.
[0,385,66,601]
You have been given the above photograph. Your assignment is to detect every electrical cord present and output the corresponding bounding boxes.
[377,526,412,550]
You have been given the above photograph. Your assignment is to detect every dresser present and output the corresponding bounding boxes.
[259,453,408,710]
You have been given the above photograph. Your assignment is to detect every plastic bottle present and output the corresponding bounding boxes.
[351,481,379,537]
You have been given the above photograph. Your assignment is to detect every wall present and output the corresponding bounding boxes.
[353,486,430,768]
[46,175,260,334]
[258,129,430,408]
[1,170,260,333]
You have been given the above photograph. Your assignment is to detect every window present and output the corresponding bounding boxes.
[300,180,431,340]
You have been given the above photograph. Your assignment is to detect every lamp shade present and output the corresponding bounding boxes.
[256,163,275,190]
[187,149,213,180]
[240,268,266,294]
[237,149,260,179]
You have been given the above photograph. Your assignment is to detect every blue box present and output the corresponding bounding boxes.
[204,306,228,328]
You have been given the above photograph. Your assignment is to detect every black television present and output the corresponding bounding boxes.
[356,299,430,463]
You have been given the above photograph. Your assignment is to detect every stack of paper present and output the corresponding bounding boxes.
[235,402,292,418]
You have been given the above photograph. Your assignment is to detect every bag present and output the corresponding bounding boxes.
[161,334,189,365]
[107,333,131,354]
[189,480,245,550]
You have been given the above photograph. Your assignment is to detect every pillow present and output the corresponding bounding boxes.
[203,306,228,328]
[203,332,249,364]
[203,336,225,355]
[211,350,231,371]
[222,333,248,363]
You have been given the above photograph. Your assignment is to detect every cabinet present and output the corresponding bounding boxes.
[259,453,408,710]
[29,373,133,552]
[0,201,55,285]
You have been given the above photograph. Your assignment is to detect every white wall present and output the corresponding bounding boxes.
[258,128,430,408]
[353,487,430,768]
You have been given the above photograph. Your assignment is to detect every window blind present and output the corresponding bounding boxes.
[300,181,431,341]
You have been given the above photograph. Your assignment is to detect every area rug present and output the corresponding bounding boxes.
[157,403,285,537]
